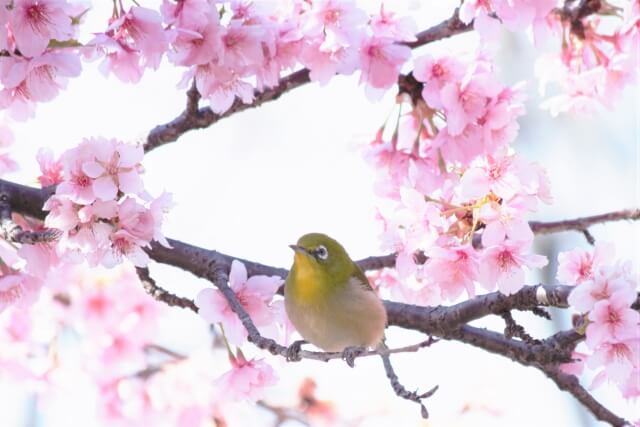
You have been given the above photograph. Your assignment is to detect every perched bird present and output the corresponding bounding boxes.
[284,233,387,365]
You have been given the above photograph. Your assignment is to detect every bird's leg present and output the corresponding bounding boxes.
[341,346,366,368]
[285,340,307,362]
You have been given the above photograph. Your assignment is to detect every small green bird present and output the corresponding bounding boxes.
[284,233,387,364]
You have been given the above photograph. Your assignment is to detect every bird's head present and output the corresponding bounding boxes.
[289,233,355,285]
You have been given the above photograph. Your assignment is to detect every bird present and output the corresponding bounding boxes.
[284,232,387,366]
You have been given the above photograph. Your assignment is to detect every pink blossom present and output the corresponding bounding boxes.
[567,264,636,313]
[0,273,42,313]
[214,351,277,402]
[587,339,640,387]
[460,153,522,201]
[168,16,222,66]
[586,293,640,348]
[108,7,168,70]
[300,39,359,85]
[161,0,211,29]
[557,242,614,286]
[413,54,465,109]
[423,244,479,301]
[194,63,254,114]
[369,4,417,42]
[43,194,80,230]
[359,36,411,92]
[90,34,145,83]
[219,21,264,69]
[57,140,99,204]
[36,148,63,186]
[195,260,282,345]
[81,139,144,201]
[0,124,17,175]
[10,0,74,57]
[459,0,502,40]
[103,229,150,267]
[440,72,498,136]
[117,198,155,243]
[479,239,548,294]
[479,198,534,247]
[0,52,81,119]
[304,0,367,48]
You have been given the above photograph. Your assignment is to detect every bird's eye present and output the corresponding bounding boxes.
[314,245,328,260]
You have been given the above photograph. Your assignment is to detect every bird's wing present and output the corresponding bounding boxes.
[352,265,375,292]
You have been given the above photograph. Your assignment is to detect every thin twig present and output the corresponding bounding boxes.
[540,366,629,427]
[379,338,439,418]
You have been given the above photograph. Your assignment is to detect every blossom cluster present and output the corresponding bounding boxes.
[42,137,171,268]
[195,259,287,346]
[365,53,551,305]
[537,0,639,115]
[558,243,639,398]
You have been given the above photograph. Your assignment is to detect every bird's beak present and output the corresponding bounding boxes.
[289,244,308,255]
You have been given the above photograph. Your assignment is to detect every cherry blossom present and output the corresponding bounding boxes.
[9,0,74,57]
[195,259,282,345]
[214,351,277,402]
[479,239,548,294]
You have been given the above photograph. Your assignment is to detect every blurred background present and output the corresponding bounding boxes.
[0,0,638,426]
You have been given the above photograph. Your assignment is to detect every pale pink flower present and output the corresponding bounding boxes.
[479,198,534,247]
[479,239,548,294]
[161,0,211,29]
[0,124,17,175]
[440,72,498,136]
[459,0,502,40]
[57,141,99,204]
[588,339,640,386]
[0,273,42,313]
[413,54,465,109]
[557,242,614,286]
[195,260,282,345]
[460,153,522,201]
[117,198,155,244]
[586,293,640,348]
[43,194,80,230]
[219,21,264,69]
[300,39,359,85]
[103,229,150,267]
[10,0,74,57]
[194,63,254,114]
[90,34,145,83]
[168,17,222,66]
[369,4,417,42]
[214,352,277,402]
[36,148,63,186]
[567,264,636,313]
[304,0,367,48]
[108,7,168,70]
[423,244,479,301]
[359,36,411,91]
[81,139,144,201]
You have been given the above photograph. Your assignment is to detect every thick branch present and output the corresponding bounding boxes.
[143,8,473,153]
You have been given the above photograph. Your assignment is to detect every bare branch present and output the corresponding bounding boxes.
[136,266,199,312]
[541,366,629,427]
[379,339,439,419]
[0,191,60,244]
[529,209,640,235]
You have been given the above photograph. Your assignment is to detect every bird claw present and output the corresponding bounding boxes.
[285,340,307,362]
[341,346,366,368]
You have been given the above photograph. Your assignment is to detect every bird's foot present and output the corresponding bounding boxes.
[341,346,366,368]
[285,340,307,362]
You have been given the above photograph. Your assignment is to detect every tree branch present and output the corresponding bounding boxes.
[540,366,629,427]
[529,209,640,235]
[143,8,473,153]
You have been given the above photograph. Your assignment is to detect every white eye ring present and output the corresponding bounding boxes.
[315,245,328,260]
